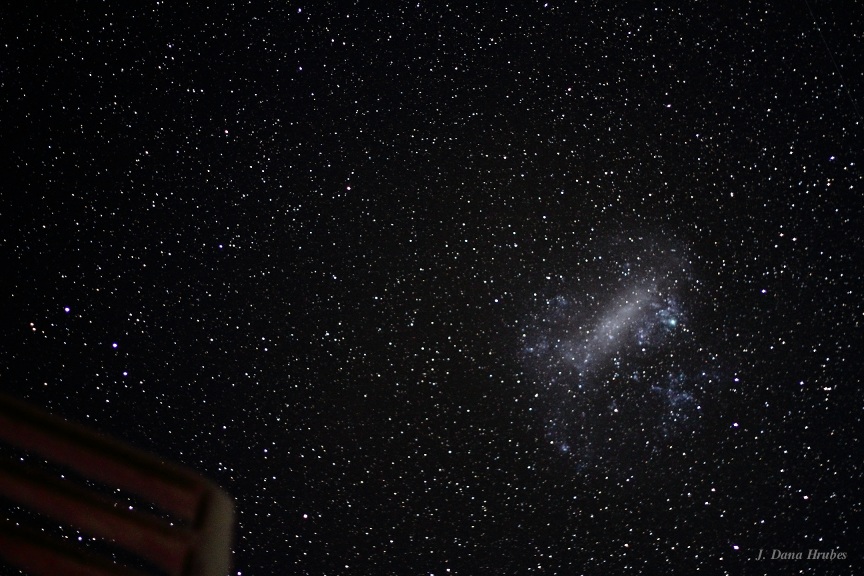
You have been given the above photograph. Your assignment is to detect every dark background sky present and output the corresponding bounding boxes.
[2,1,862,574]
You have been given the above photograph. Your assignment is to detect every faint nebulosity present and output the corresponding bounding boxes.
[2,2,862,574]
[519,235,719,474]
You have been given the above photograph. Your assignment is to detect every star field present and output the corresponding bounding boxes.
[2,2,863,574]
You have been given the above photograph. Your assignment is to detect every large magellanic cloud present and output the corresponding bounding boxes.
[519,236,720,474]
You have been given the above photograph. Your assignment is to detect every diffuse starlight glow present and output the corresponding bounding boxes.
[519,240,714,473]
[562,282,682,377]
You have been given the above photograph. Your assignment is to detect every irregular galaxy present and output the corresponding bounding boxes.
[520,238,716,473]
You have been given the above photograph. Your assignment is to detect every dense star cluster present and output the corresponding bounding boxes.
[2,2,862,575]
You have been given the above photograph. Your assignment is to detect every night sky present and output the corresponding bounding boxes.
[2,2,863,575]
